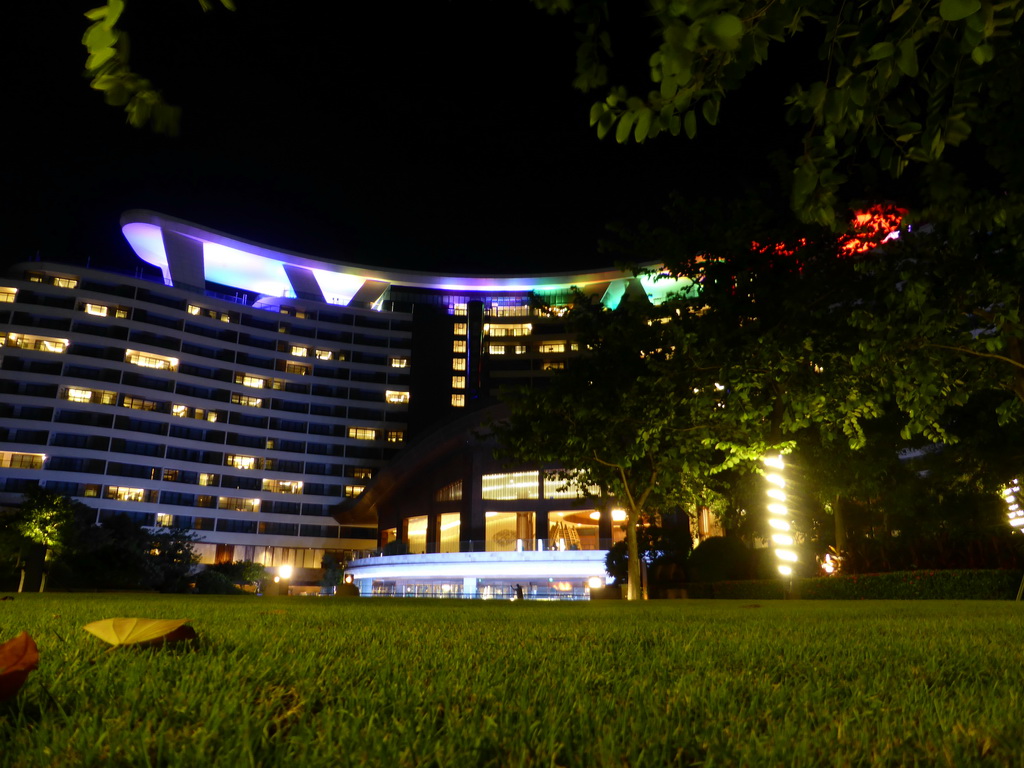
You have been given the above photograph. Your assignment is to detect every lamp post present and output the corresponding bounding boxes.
[763,454,797,579]
[1001,480,1023,601]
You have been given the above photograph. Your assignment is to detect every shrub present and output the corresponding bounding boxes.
[799,569,1023,600]
[687,536,752,583]
[193,570,246,595]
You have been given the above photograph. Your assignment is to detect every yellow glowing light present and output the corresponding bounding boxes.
[611,509,627,522]
[589,511,601,521]
[766,488,787,502]
[278,564,293,580]
[768,518,791,531]
[771,534,794,546]
[767,503,788,516]
[762,455,785,470]
[587,576,604,589]
[777,565,793,576]
[776,549,798,562]
[765,473,786,488]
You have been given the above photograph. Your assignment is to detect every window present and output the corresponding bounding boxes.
[284,362,310,375]
[218,497,260,513]
[289,345,308,357]
[453,323,467,335]
[452,303,467,316]
[344,485,365,498]
[63,387,116,405]
[0,287,16,302]
[352,467,373,480]
[162,469,180,482]
[188,305,232,322]
[231,393,263,408]
[513,345,527,355]
[7,333,69,353]
[199,473,218,486]
[542,361,565,371]
[315,349,333,360]
[452,376,466,390]
[0,452,45,470]
[488,323,532,337]
[389,356,409,368]
[155,513,175,527]
[538,342,566,354]
[386,430,404,444]
[122,396,161,411]
[236,374,266,388]
[105,486,147,502]
[226,454,261,470]
[453,340,467,353]
[385,390,410,405]
[125,350,178,371]
[482,471,539,500]
[435,480,463,502]
[348,427,377,441]
[544,471,600,499]
[451,394,465,407]
[171,404,188,418]
[83,303,108,316]
[452,358,467,370]
[262,479,304,494]
[488,345,505,355]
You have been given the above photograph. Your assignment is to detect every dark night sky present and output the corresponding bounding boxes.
[7,1,797,276]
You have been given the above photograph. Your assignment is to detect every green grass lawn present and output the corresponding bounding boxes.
[2,595,1022,767]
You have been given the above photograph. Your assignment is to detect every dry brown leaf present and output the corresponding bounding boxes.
[82,618,197,649]
[0,632,39,701]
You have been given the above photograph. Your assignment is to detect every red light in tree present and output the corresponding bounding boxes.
[838,204,905,256]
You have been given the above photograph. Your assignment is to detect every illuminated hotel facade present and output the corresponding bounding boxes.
[0,210,686,594]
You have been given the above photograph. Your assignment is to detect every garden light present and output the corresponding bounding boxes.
[279,564,293,580]
[763,453,796,576]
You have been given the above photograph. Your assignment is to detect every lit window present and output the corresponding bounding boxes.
[0,287,16,303]
[290,346,308,357]
[542,361,565,371]
[52,276,79,289]
[284,362,310,375]
[226,454,261,470]
[0,452,45,470]
[63,387,115,405]
[435,480,463,502]
[125,350,178,371]
[482,471,539,500]
[452,376,466,390]
[538,342,566,354]
[353,467,373,480]
[452,303,468,316]
[163,469,179,481]
[155,513,174,527]
[348,427,377,441]
[236,374,266,388]
[106,486,146,502]
[513,345,527,355]
[453,340,467,353]
[315,349,333,360]
[488,345,505,355]
[385,390,410,405]
[544,471,600,499]
[452,358,467,370]
[115,307,129,319]
[262,479,303,494]
[390,357,409,368]
[570,342,580,351]
[172,404,189,418]
[386,430,404,444]
[83,484,100,497]
[199,473,217,486]
[7,333,69,354]
[205,410,218,422]
[122,396,160,411]
[231,393,263,408]
[489,323,532,337]
[187,305,201,315]
[344,485,365,498]
[83,303,108,316]
[453,323,468,335]
[451,394,465,407]
[218,497,260,513]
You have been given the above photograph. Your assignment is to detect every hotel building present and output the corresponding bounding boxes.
[0,210,687,594]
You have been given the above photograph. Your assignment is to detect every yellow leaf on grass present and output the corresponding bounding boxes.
[82,618,195,648]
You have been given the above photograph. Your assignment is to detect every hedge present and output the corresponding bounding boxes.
[682,569,1024,600]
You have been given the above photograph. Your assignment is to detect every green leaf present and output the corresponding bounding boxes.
[702,98,720,126]
[589,102,605,127]
[708,14,744,51]
[84,6,108,20]
[896,39,918,77]
[86,47,117,70]
[971,44,994,64]
[684,109,697,139]
[867,42,894,61]
[634,108,653,142]
[890,1,914,21]
[615,111,636,143]
[939,0,981,21]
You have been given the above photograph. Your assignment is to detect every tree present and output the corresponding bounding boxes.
[8,488,80,592]
[533,0,1024,228]
[493,296,725,600]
